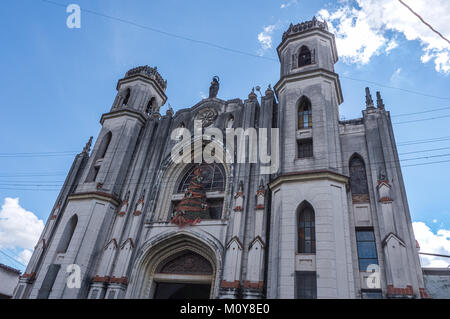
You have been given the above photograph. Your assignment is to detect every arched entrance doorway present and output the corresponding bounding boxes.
[152,250,213,299]
[127,232,221,299]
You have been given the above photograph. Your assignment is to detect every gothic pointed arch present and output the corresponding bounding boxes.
[298,96,312,129]
[56,214,78,253]
[122,87,131,107]
[349,153,369,202]
[86,131,112,182]
[146,97,156,115]
[297,201,315,254]
[298,45,312,67]
[152,140,231,222]
[126,231,222,299]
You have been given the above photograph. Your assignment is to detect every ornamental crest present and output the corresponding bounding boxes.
[196,107,218,127]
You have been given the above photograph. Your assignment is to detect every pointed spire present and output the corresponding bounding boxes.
[365,87,375,109]
[258,178,264,190]
[82,136,93,154]
[376,91,385,109]
[166,103,174,117]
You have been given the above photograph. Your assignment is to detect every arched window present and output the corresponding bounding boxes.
[226,116,234,129]
[349,155,369,200]
[97,132,112,160]
[298,96,312,129]
[57,215,78,253]
[177,163,225,193]
[297,202,315,254]
[173,163,226,220]
[298,46,312,67]
[86,132,112,183]
[146,97,156,115]
[122,88,131,107]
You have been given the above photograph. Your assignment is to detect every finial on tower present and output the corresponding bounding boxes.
[82,136,93,154]
[376,91,385,109]
[248,87,257,100]
[265,84,274,96]
[166,103,174,117]
[365,87,375,109]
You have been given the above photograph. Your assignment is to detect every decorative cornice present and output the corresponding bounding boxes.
[100,108,148,126]
[220,280,240,289]
[249,236,265,249]
[123,65,166,91]
[109,276,129,285]
[387,285,414,297]
[274,68,343,105]
[269,169,348,190]
[67,191,121,207]
[282,17,328,41]
[381,232,406,248]
[243,280,264,290]
[226,236,243,250]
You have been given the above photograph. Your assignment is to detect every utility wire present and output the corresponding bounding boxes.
[1,151,450,190]
[0,250,26,268]
[398,0,450,46]
[39,0,450,101]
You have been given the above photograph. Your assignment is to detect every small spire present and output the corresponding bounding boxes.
[265,84,274,96]
[258,179,265,190]
[365,87,375,109]
[82,136,93,154]
[166,103,174,116]
[376,91,385,109]
[248,87,257,100]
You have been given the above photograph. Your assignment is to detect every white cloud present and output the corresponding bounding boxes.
[17,249,33,265]
[0,198,44,266]
[318,0,450,73]
[280,0,298,9]
[413,221,450,268]
[386,39,398,53]
[390,67,402,84]
[258,25,276,54]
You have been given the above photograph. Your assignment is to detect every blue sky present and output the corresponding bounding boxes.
[0,0,449,271]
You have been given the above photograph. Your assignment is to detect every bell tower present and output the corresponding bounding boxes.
[274,17,344,174]
[268,18,355,299]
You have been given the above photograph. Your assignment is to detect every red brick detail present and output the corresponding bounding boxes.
[50,215,57,220]
[134,210,142,216]
[235,192,244,199]
[255,204,264,210]
[110,276,128,285]
[233,206,243,212]
[419,288,430,299]
[256,189,265,196]
[22,272,36,280]
[92,275,110,283]
[243,281,264,289]
[96,183,103,190]
[221,280,240,288]
[380,197,393,203]
[352,194,370,203]
[378,180,390,186]
[119,211,126,216]
[387,285,414,296]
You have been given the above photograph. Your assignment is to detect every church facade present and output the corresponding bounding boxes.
[14,18,428,299]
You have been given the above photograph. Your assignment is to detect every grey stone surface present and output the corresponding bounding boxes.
[13,18,432,299]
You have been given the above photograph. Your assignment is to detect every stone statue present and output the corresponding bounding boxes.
[209,76,220,98]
